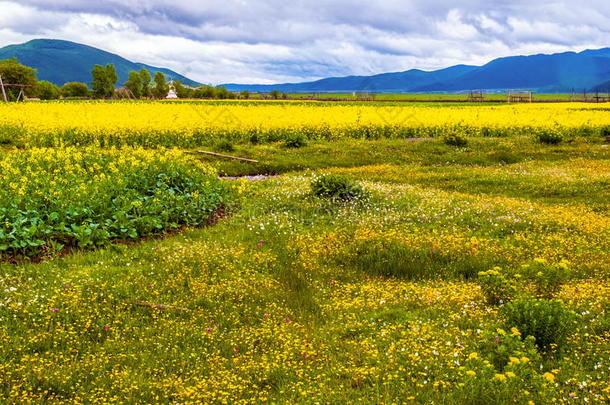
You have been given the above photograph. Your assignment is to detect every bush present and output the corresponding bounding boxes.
[0,147,228,257]
[443,134,468,147]
[502,298,577,352]
[61,82,90,98]
[602,126,610,141]
[519,258,571,298]
[478,267,519,305]
[536,130,563,145]
[478,326,540,371]
[283,133,308,148]
[214,139,235,152]
[311,174,366,201]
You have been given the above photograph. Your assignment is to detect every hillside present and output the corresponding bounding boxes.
[0,39,200,87]
[224,48,610,93]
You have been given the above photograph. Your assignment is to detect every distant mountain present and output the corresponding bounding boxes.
[0,39,200,87]
[224,48,610,93]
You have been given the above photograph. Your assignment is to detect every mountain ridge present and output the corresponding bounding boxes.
[0,39,200,87]
[223,48,610,93]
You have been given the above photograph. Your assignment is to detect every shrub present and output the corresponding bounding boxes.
[536,130,563,145]
[501,298,577,352]
[283,133,308,148]
[61,82,90,98]
[602,126,610,141]
[478,326,540,371]
[0,147,228,257]
[519,258,571,298]
[443,134,468,147]
[478,267,519,305]
[214,139,235,152]
[311,174,366,201]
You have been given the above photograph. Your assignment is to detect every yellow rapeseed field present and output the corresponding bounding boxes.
[0,101,609,147]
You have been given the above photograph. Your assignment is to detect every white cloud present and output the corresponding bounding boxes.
[0,0,609,84]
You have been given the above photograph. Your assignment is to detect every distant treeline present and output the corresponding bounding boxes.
[0,57,287,101]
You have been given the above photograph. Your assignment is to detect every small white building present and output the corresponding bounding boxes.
[166,81,178,99]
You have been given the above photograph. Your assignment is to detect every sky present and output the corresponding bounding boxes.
[1,0,609,85]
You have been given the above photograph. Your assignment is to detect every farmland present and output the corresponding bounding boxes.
[0,100,610,403]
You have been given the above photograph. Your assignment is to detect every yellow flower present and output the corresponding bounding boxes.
[509,357,521,365]
[494,374,507,382]
[505,372,516,378]
[468,352,479,359]
[466,370,476,376]
[543,372,555,383]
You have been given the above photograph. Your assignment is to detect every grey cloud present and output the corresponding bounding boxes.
[1,0,610,83]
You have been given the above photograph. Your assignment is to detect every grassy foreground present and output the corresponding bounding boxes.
[1,134,609,403]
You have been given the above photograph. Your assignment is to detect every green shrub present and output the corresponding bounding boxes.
[214,139,235,152]
[602,126,610,140]
[478,267,519,305]
[311,174,366,201]
[536,130,563,145]
[283,133,308,148]
[478,326,540,371]
[502,298,577,352]
[443,134,468,147]
[0,147,228,258]
[519,258,571,298]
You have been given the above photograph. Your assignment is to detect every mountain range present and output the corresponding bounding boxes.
[1,39,610,93]
[223,48,610,93]
[0,39,199,87]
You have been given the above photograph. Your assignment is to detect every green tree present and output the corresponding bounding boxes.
[124,71,143,98]
[0,58,37,101]
[139,68,151,98]
[270,89,281,99]
[91,64,118,98]
[173,81,192,98]
[61,82,90,98]
[152,71,169,98]
[35,81,61,100]
[240,90,250,99]
[194,85,216,98]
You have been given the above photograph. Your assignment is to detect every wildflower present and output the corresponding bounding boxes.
[468,352,478,359]
[283,317,292,323]
[543,372,555,383]
[505,372,516,378]
[494,374,507,381]
[263,313,270,319]
[466,370,476,376]
[51,308,60,313]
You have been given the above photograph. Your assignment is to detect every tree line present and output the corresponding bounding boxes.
[0,57,286,101]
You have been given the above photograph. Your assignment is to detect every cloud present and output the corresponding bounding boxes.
[0,0,609,84]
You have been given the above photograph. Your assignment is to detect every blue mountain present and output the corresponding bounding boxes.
[224,48,610,93]
[0,39,200,87]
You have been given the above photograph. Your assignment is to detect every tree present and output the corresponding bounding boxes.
[152,71,169,98]
[0,58,37,100]
[173,81,193,99]
[240,90,250,99]
[35,81,61,100]
[139,68,151,98]
[124,71,143,98]
[193,85,216,98]
[61,82,90,98]
[91,64,118,98]
[270,89,281,99]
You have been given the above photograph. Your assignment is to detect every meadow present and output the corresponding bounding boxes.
[0,100,609,404]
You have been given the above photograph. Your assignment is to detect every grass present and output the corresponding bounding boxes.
[0,103,610,403]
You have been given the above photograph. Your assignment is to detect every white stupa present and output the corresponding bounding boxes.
[166,81,178,99]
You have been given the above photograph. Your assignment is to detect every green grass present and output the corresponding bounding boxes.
[0,135,609,403]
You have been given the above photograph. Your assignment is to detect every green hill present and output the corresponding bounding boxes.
[0,39,200,87]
